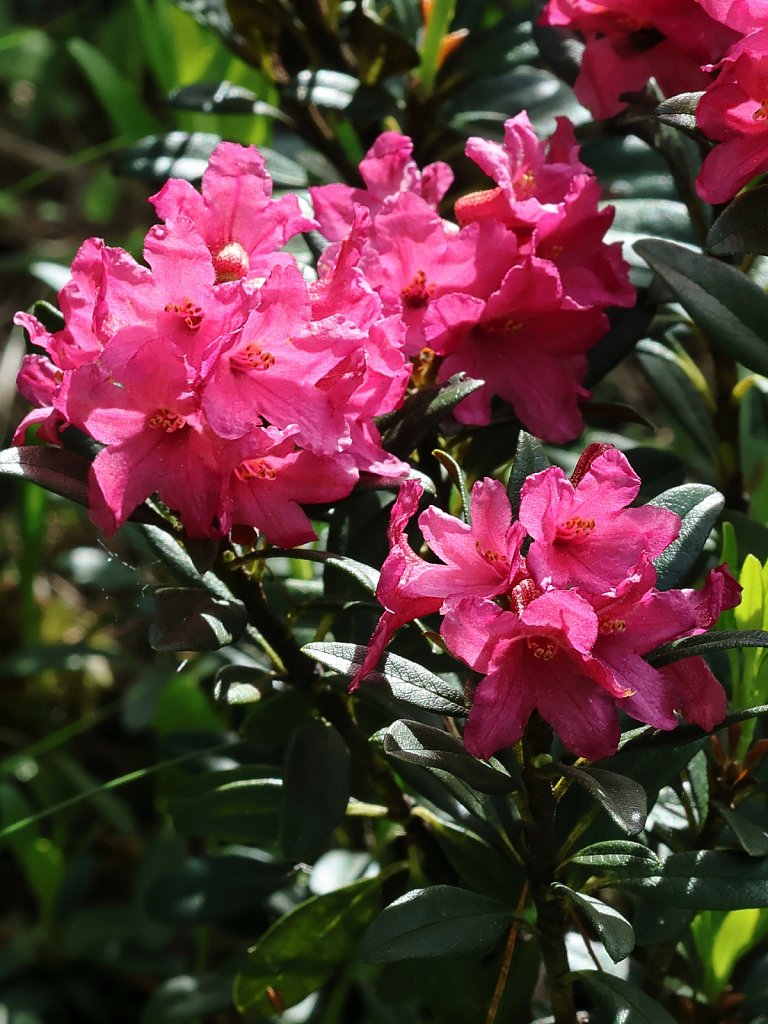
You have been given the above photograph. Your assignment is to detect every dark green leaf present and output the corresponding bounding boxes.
[580,970,678,1024]
[149,587,247,651]
[647,629,768,667]
[171,778,282,844]
[115,131,221,184]
[346,3,419,83]
[0,446,91,508]
[183,536,220,574]
[635,338,717,459]
[618,849,768,908]
[285,69,393,118]
[552,884,634,963]
[213,664,270,705]
[655,91,704,133]
[429,818,524,903]
[559,765,647,835]
[167,81,290,122]
[362,885,514,963]
[585,305,655,389]
[265,546,380,594]
[258,146,310,188]
[234,872,392,1016]
[31,300,64,331]
[432,450,471,524]
[377,374,485,458]
[715,801,768,857]
[302,642,466,716]
[280,720,350,861]
[144,854,289,923]
[568,840,661,876]
[707,185,768,255]
[634,239,768,378]
[507,432,549,517]
[141,972,233,1023]
[648,483,724,589]
[381,720,517,795]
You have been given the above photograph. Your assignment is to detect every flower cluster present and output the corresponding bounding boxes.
[14,120,632,541]
[351,444,741,762]
[540,0,768,204]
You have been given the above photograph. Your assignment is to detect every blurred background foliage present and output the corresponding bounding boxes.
[4,1,768,1022]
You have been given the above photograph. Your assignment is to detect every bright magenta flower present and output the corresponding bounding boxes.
[696,29,768,204]
[519,446,680,593]
[541,0,736,119]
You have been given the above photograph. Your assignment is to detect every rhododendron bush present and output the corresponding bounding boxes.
[8,1,768,1022]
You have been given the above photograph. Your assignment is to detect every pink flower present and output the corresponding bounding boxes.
[310,132,453,242]
[519,446,680,594]
[695,0,768,32]
[441,591,624,761]
[150,141,316,283]
[349,477,526,689]
[696,29,768,204]
[428,254,606,442]
[541,0,737,119]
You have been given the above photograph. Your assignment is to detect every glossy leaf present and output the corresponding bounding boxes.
[635,239,768,378]
[580,971,678,1024]
[362,885,514,962]
[715,802,768,857]
[567,840,661,876]
[171,777,282,844]
[559,765,647,835]
[149,587,247,651]
[647,629,768,667]
[115,131,221,184]
[376,374,484,458]
[707,185,768,255]
[655,90,704,133]
[381,720,517,795]
[648,483,724,589]
[279,720,350,861]
[553,884,634,963]
[618,850,768,908]
[302,643,466,716]
[507,431,550,517]
[168,81,290,122]
[0,446,91,509]
[142,972,234,1023]
[144,854,289,922]
[234,873,392,1016]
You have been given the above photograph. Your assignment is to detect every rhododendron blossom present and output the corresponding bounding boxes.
[351,446,741,761]
[696,29,768,204]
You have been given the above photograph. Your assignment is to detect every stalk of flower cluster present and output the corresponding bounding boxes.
[521,716,578,1024]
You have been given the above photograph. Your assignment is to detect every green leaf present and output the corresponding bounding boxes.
[655,91,704,133]
[706,185,768,255]
[428,818,524,903]
[362,885,514,963]
[0,446,90,508]
[618,850,768,908]
[635,338,717,458]
[507,431,550,517]
[234,872,393,1016]
[553,884,634,963]
[432,450,471,524]
[567,840,661,876]
[377,374,485,458]
[66,38,158,138]
[585,305,655,389]
[141,972,233,1023]
[263,547,380,594]
[116,131,221,184]
[647,629,768,667]
[715,802,768,856]
[144,854,289,923]
[580,971,678,1024]
[171,777,282,844]
[648,483,724,589]
[559,765,647,835]
[279,720,350,862]
[149,587,247,651]
[302,642,466,716]
[634,238,768,378]
[381,720,517,795]
[167,80,291,122]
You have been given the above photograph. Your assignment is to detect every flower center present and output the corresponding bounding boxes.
[559,515,595,538]
[213,241,250,283]
[475,539,509,565]
[753,99,768,121]
[400,269,435,310]
[148,408,186,432]
[527,636,557,660]
[513,169,536,199]
[599,617,626,634]
[164,298,204,329]
[235,458,277,482]
[480,316,524,339]
[232,341,276,372]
